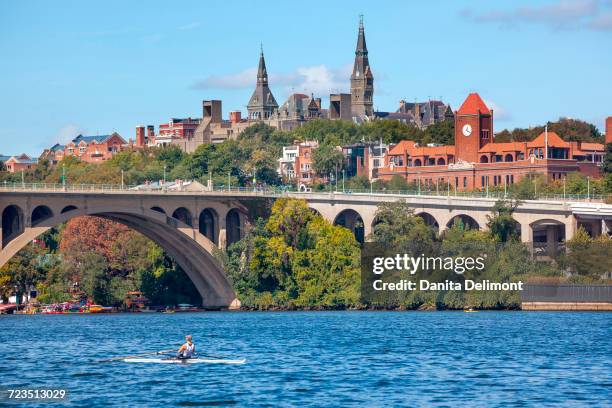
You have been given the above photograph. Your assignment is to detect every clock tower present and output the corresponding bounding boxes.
[454,93,493,163]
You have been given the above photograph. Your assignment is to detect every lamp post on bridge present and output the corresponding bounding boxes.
[62,163,66,191]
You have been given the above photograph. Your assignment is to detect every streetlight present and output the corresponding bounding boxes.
[163,164,167,185]
[335,164,338,193]
[342,170,345,193]
[121,169,124,190]
[62,163,66,190]
[587,176,590,200]
[228,172,231,192]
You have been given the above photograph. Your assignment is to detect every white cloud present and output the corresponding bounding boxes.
[462,0,612,31]
[191,63,351,96]
[56,124,86,144]
[589,10,612,29]
[485,100,512,121]
[191,68,258,90]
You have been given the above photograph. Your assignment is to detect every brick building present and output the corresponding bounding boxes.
[2,154,38,173]
[43,133,129,164]
[378,93,605,191]
[277,140,319,190]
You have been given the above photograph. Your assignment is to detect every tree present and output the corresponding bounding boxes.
[561,228,612,278]
[370,201,436,254]
[0,244,47,304]
[220,198,360,308]
[423,119,454,145]
[388,175,409,191]
[487,199,521,242]
[312,145,344,178]
[602,143,612,174]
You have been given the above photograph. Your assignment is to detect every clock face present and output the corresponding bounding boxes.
[462,124,473,136]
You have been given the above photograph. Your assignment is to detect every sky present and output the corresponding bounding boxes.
[1,0,611,156]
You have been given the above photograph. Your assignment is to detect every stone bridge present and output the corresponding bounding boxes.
[1,187,611,308]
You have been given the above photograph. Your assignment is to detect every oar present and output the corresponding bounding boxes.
[98,349,175,363]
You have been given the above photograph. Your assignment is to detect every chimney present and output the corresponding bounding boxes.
[606,116,612,145]
[147,125,155,139]
[230,111,242,124]
[135,125,145,147]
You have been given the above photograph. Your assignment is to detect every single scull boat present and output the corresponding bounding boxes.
[123,357,246,364]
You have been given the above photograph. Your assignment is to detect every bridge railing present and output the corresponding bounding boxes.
[0,181,608,203]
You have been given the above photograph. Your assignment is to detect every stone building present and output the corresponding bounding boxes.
[350,16,374,119]
[247,47,279,120]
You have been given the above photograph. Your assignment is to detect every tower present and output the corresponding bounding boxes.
[350,15,374,119]
[247,46,278,121]
[454,93,493,163]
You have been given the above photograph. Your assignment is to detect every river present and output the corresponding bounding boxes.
[0,311,610,407]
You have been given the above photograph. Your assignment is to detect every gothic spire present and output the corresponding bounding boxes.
[355,14,367,56]
[352,15,371,79]
[257,44,268,84]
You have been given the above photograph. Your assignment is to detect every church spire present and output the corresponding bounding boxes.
[350,15,374,118]
[248,45,278,121]
[355,14,367,57]
[257,44,268,84]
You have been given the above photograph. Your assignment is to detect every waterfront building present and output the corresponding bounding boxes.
[377,93,606,191]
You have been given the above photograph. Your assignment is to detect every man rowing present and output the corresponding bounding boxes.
[177,335,196,359]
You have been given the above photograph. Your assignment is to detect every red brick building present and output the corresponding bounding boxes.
[378,93,605,191]
[43,133,128,164]
[2,154,38,173]
[150,118,201,147]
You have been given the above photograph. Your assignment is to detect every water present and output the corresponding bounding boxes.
[0,311,610,407]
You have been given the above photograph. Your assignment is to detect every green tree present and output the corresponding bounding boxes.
[602,143,612,174]
[486,199,521,242]
[370,201,436,254]
[312,145,344,177]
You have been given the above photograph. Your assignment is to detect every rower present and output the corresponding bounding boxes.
[177,335,196,359]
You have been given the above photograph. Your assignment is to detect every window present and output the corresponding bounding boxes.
[463,177,467,188]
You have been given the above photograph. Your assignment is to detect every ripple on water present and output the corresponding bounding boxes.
[0,311,610,406]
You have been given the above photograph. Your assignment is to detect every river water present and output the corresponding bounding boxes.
[0,311,610,407]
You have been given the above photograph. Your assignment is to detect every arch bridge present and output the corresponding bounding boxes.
[2,187,611,307]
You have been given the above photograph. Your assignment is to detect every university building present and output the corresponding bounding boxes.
[164,17,451,153]
[378,93,607,190]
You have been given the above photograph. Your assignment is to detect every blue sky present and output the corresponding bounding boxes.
[1,0,611,156]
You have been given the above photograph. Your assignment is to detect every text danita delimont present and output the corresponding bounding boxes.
[371,254,524,292]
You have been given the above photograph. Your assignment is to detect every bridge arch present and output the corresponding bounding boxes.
[447,214,480,231]
[334,209,365,243]
[2,205,24,248]
[226,209,243,247]
[61,205,78,214]
[151,206,165,214]
[31,205,53,226]
[416,212,440,233]
[172,207,192,227]
[529,218,566,258]
[199,208,218,245]
[0,204,237,309]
